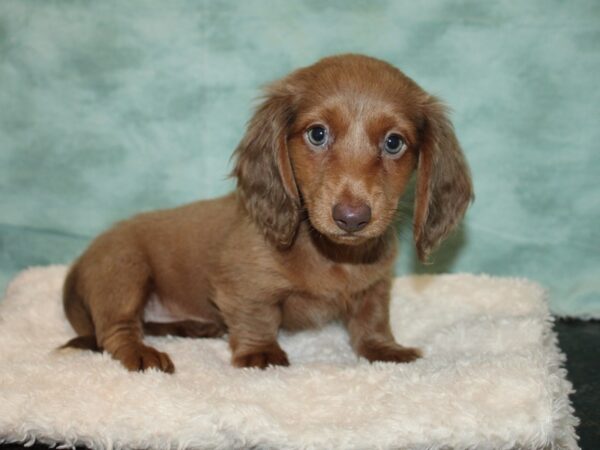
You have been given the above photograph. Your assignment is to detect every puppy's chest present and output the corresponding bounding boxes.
[279,261,388,331]
[289,259,385,297]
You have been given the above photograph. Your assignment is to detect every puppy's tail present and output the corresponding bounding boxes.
[60,335,101,352]
[60,265,101,353]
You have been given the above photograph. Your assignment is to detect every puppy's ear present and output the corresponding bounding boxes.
[233,85,300,248]
[414,98,473,262]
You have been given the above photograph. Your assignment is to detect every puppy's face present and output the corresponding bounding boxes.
[234,55,472,259]
[288,78,421,245]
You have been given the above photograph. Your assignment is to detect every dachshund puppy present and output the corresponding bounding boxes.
[62,54,473,372]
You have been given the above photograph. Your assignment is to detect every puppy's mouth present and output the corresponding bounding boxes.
[309,221,374,246]
[327,232,368,245]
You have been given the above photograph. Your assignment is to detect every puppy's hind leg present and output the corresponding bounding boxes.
[88,262,175,374]
[62,266,98,350]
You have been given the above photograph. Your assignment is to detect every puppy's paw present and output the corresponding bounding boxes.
[232,345,289,369]
[360,341,422,364]
[114,343,175,373]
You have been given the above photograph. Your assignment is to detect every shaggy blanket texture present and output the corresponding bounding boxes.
[0,266,578,450]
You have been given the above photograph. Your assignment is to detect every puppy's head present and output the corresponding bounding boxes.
[234,54,473,260]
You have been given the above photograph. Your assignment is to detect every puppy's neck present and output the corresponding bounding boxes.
[301,223,396,265]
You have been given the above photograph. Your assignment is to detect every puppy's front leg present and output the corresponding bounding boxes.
[221,296,289,369]
[347,279,422,364]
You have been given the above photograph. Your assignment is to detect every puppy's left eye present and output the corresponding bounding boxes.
[383,133,407,157]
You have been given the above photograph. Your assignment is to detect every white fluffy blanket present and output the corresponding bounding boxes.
[0,266,578,450]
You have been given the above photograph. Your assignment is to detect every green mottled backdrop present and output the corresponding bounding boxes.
[1,1,599,317]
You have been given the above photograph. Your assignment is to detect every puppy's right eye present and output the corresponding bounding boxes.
[306,125,328,147]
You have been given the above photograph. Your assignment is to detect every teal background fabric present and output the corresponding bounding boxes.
[1,1,598,317]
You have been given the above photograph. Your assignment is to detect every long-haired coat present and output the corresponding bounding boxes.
[62,54,473,372]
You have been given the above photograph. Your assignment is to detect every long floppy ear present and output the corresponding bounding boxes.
[232,85,301,248]
[414,98,473,262]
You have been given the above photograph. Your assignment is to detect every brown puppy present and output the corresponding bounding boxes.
[62,54,473,373]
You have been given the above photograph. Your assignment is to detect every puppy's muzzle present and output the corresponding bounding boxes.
[332,203,371,233]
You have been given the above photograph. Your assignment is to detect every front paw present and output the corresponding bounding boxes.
[359,340,422,364]
[232,344,289,369]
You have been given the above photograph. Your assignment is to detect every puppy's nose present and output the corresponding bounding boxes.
[332,203,371,233]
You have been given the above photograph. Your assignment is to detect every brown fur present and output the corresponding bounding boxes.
[62,54,473,372]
